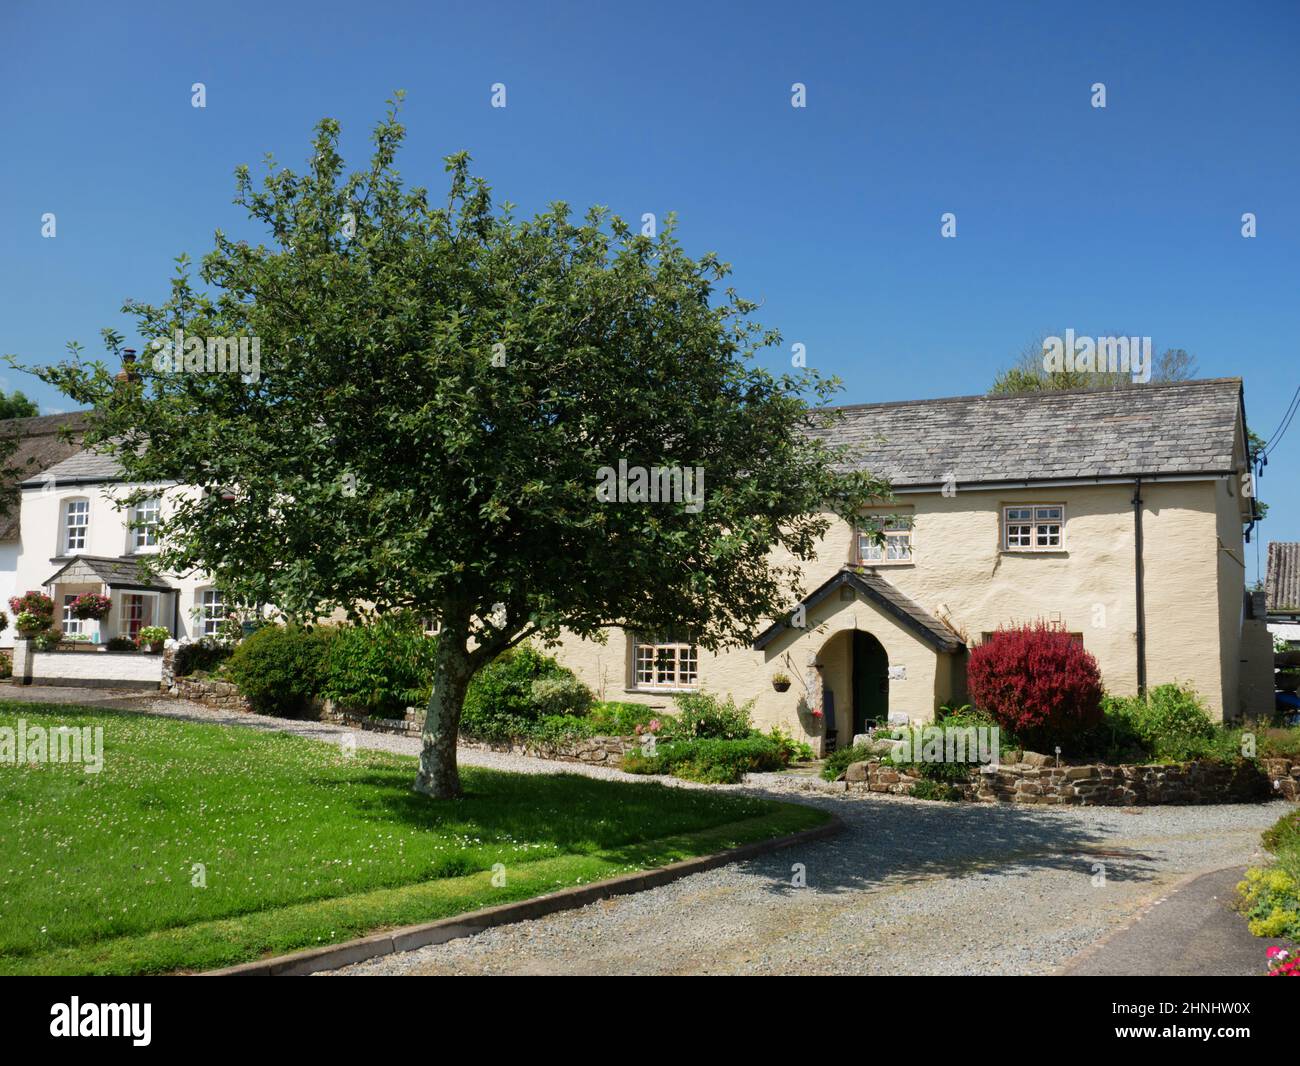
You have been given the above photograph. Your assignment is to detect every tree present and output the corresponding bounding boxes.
[989,330,1199,395]
[0,390,39,420]
[19,97,888,798]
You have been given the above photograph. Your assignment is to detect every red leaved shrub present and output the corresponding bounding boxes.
[966,621,1103,748]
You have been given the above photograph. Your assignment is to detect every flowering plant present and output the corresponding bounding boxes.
[9,591,53,623]
[70,593,112,620]
[633,718,664,736]
[1267,946,1300,976]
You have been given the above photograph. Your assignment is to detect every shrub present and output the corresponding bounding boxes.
[967,622,1103,748]
[587,700,661,735]
[766,725,815,763]
[622,736,789,783]
[821,740,877,781]
[137,626,169,647]
[1135,683,1215,745]
[173,637,234,676]
[664,691,753,740]
[106,637,138,652]
[460,645,582,741]
[224,624,335,716]
[529,674,594,718]
[1238,808,1300,942]
[911,779,963,802]
[0,652,11,679]
[0,610,8,635]
[321,612,439,718]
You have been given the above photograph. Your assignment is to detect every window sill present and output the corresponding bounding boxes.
[853,561,916,568]
[625,687,697,696]
[1001,549,1068,556]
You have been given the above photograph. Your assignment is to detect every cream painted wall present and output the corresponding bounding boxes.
[554,476,1251,734]
[12,481,221,642]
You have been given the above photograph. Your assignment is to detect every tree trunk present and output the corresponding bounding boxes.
[413,632,473,799]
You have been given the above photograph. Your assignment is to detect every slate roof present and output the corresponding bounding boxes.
[21,445,125,488]
[42,555,171,591]
[1268,542,1300,614]
[0,412,90,540]
[753,568,964,653]
[812,377,1245,488]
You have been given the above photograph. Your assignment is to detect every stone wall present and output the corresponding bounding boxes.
[13,637,165,690]
[460,735,638,766]
[844,755,1296,805]
[169,674,252,713]
[318,703,422,735]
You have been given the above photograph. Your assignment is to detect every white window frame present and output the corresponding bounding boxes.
[631,635,699,691]
[198,588,226,637]
[63,498,90,554]
[131,497,161,552]
[61,594,84,637]
[1002,504,1065,552]
[857,514,914,564]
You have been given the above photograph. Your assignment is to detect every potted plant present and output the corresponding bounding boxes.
[15,611,45,638]
[138,626,169,654]
[33,626,63,652]
[9,592,53,637]
[70,593,112,621]
[772,671,792,692]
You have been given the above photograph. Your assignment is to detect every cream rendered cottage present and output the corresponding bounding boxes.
[553,378,1275,750]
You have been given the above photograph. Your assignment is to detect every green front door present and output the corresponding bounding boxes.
[851,631,889,734]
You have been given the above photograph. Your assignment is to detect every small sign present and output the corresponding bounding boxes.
[887,665,907,680]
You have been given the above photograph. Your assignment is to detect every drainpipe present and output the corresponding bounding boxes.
[1132,479,1147,698]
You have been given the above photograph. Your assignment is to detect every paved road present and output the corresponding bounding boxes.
[3,685,1287,976]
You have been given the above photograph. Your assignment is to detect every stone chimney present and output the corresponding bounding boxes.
[115,348,138,384]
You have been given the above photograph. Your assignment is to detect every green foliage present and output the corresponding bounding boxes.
[766,725,815,764]
[137,625,169,646]
[0,390,38,420]
[460,646,586,742]
[622,736,790,784]
[1239,810,1300,942]
[1139,683,1217,744]
[529,674,594,718]
[224,624,335,716]
[105,637,138,652]
[989,333,1198,395]
[664,691,753,740]
[0,653,11,680]
[33,627,62,651]
[587,700,661,735]
[321,612,438,718]
[173,637,233,676]
[23,97,889,796]
[821,741,877,781]
[910,779,963,802]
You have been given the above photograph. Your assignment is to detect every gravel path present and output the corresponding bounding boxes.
[6,686,1285,976]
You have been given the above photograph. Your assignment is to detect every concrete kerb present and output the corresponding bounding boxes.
[205,813,844,976]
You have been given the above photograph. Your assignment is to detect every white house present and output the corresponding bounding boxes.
[0,412,89,645]
[11,447,227,645]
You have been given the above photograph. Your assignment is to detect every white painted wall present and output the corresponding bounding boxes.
[24,648,164,685]
[13,480,222,642]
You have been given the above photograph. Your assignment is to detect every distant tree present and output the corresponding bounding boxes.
[0,390,39,420]
[989,331,1199,395]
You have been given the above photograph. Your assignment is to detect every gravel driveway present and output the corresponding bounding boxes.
[7,686,1285,976]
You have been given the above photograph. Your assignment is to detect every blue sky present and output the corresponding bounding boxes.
[1,0,1296,581]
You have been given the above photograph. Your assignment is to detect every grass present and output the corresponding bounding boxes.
[0,701,827,975]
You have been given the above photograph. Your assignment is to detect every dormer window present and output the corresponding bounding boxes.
[64,499,89,554]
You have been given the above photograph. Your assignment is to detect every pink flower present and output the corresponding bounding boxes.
[1267,946,1288,960]
[648,718,661,733]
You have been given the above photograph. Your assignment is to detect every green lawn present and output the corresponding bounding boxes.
[0,701,826,975]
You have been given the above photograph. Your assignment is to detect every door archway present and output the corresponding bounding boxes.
[851,631,889,734]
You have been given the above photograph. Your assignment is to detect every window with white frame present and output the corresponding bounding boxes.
[132,497,160,550]
[199,589,225,637]
[632,634,698,690]
[64,498,89,553]
[857,514,913,563]
[61,594,83,637]
[1003,504,1064,550]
